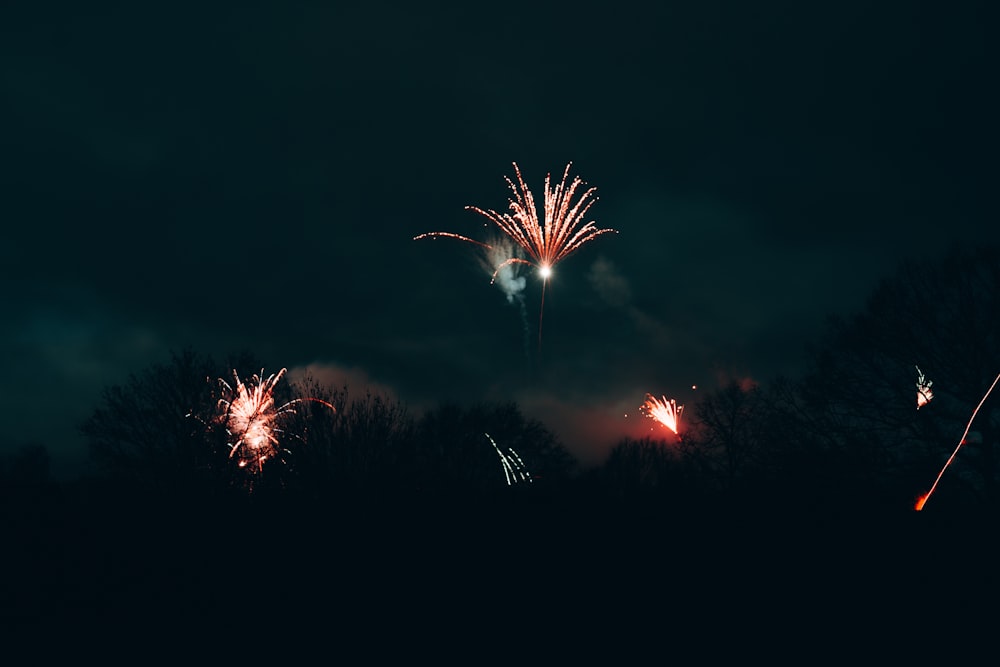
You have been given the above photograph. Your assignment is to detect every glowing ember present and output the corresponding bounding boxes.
[916,365,934,410]
[639,393,684,437]
[915,371,1000,511]
[216,368,335,473]
[485,432,532,486]
[416,162,617,350]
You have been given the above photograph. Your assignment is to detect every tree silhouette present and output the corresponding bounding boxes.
[682,379,777,496]
[82,348,219,490]
[0,441,54,526]
[413,401,576,498]
[78,347,585,513]
[283,377,416,502]
[593,436,687,503]
[791,244,1000,512]
[0,442,51,490]
[80,347,309,496]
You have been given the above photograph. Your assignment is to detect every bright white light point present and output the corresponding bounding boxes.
[539,265,552,279]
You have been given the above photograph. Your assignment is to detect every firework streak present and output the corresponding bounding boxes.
[915,371,1000,511]
[485,433,532,485]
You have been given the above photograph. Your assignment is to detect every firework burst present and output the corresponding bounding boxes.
[639,393,684,438]
[916,365,934,410]
[215,368,336,474]
[415,162,617,351]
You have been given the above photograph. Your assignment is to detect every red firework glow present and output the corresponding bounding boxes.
[915,371,1000,511]
[639,393,684,438]
[415,162,617,351]
[216,368,336,473]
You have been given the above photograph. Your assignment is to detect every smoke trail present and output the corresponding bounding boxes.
[480,238,531,359]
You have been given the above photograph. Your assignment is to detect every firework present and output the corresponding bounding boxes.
[215,368,336,473]
[485,432,532,485]
[640,393,684,437]
[916,365,933,410]
[415,162,617,351]
[915,371,1000,511]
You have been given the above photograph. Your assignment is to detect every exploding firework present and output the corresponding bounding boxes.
[485,433,532,486]
[415,162,617,351]
[916,365,934,410]
[215,368,336,474]
[915,371,1000,511]
[640,393,684,437]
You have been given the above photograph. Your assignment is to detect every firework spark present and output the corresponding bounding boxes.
[216,368,336,473]
[485,432,532,485]
[915,371,1000,511]
[640,393,684,437]
[415,162,617,351]
[916,365,934,410]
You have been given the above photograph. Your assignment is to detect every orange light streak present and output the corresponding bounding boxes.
[915,371,1000,511]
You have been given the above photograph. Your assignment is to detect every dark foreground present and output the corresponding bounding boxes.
[3,478,997,657]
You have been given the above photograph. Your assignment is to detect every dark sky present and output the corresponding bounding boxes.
[2,0,997,478]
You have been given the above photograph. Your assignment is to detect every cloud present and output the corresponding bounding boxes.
[286,361,407,405]
[1,283,171,477]
[587,255,632,307]
[587,255,673,348]
[513,387,678,469]
[711,368,759,392]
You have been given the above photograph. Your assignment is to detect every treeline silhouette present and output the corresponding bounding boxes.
[5,243,1000,629]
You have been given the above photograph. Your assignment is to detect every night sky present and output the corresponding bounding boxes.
[3,0,998,479]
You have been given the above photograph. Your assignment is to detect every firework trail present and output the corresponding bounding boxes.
[640,393,684,438]
[215,368,336,473]
[916,365,934,410]
[415,162,617,353]
[485,433,532,485]
[915,371,1000,511]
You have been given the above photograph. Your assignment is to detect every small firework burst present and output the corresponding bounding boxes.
[639,393,684,437]
[916,365,934,410]
[215,368,335,475]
